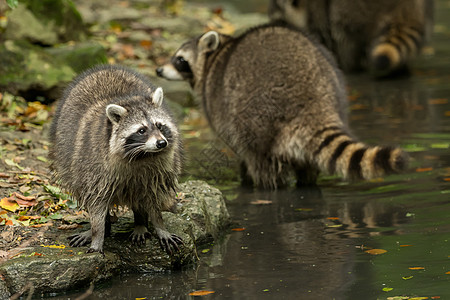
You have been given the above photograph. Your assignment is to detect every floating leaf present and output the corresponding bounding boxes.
[231,228,245,232]
[327,217,339,220]
[402,276,413,280]
[188,290,215,296]
[445,271,450,275]
[428,98,448,105]
[430,143,449,149]
[201,249,210,254]
[295,208,313,212]
[0,197,19,212]
[382,287,393,292]
[136,298,147,300]
[365,249,387,255]
[409,267,425,270]
[327,224,343,228]
[400,244,413,247]
[250,200,272,205]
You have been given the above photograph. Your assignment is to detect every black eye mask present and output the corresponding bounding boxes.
[172,56,192,74]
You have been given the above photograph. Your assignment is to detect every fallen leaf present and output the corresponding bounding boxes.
[400,245,413,247]
[41,244,65,249]
[17,215,40,221]
[139,40,153,50]
[327,224,343,228]
[365,249,387,255]
[189,290,215,296]
[231,228,245,232]
[0,197,19,212]
[445,271,450,275]
[250,200,272,205]
[402,276,413,280]
[327,217,339,220]
[428,98,448,105]
[382,287,393,292]
[31,222,53,228]
[416,167,433,172]
[409,267,425,270]
[58,224,81,230]
[431,296,441,299]
[295,208,313,212]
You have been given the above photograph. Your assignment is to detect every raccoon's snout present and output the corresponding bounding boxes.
[156,139,167,149]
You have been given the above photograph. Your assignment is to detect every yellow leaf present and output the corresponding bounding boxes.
[402,276,413,280]
[365,249,387,255]
[400,244,413,247]
[188,290,215,296]
[0,197,19,212]
[445,271,450,275]
[409,267,425,270]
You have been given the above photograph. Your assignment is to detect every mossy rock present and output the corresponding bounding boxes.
[3,0,86,45]
[0,40,107,101]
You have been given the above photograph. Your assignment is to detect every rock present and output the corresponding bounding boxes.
[0,40,107,101]
[3,0,86,45]
[0,180,230,296]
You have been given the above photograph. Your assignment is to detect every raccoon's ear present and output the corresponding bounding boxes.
[106,104,127,124]
[199,31,220,53]
[151,87,164,107]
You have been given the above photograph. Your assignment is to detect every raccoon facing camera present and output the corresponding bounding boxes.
[157,24,408,189]
[49,65,183,254]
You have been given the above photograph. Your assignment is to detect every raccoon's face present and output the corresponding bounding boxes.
[106,88,176,161]
[156,31,223,86]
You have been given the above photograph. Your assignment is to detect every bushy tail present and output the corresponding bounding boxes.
[311,126,408,180]
[370,25,424,77]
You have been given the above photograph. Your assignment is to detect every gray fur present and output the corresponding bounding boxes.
[157,24,408,189]
[269,0,434,77]
[49,65,183,254]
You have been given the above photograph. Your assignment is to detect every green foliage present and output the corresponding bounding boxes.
[6,0,18,9]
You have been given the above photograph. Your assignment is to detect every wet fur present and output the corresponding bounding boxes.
[49,65,183,253]
[158,24,408,189]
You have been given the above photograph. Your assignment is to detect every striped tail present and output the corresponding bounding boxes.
[312,126,408,180]
[370,25,424,77]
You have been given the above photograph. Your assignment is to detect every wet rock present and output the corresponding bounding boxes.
[0,180,230,297]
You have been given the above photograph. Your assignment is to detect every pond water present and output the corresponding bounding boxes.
[46,1,450,299]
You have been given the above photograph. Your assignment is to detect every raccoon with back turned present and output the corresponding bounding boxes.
[269,0,434,77]
[156,23,408,189]
[49,65,183,254]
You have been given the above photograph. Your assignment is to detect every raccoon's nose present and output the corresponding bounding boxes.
[156,67,163,77]
[156,139,167,149]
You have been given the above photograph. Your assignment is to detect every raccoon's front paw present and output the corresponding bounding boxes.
[156,228,183,255]
[68,230,92,247]
[130,225,151,245]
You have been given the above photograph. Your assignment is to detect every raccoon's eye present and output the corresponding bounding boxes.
[174,56,192,73]
[137,128,146,135]
[155,122,162,130]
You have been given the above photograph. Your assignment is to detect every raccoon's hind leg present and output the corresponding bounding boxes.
[240,162,254,187]
[130,208,151,245]
[294,163,319,187]
[149,209,183,255]
[369,25,424,77]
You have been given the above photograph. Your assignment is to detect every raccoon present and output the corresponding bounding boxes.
[49,65,183,254]
[156,24,408,189]
[268,0,434,77]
